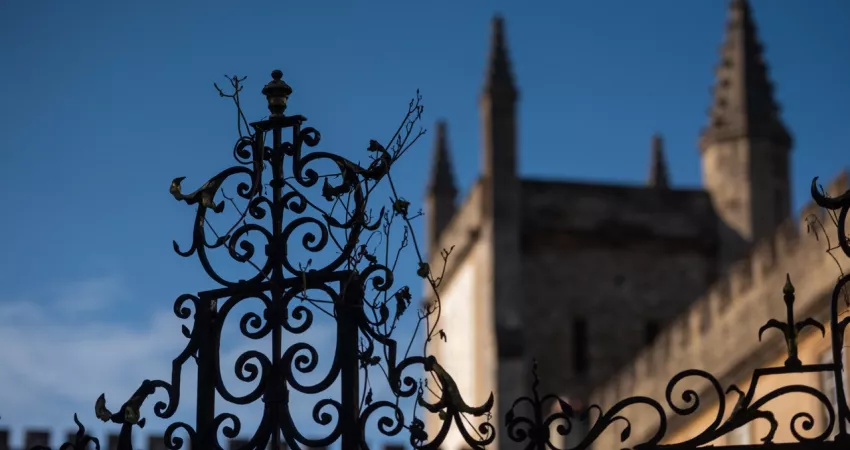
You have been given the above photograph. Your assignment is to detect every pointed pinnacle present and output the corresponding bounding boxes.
[427,120,457,195]
[699,0,791,150]
[648,133,670,188]
[783,273,794,295]
[483,14,517,97]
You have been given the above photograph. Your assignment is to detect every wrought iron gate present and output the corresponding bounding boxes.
[25,71,850,450]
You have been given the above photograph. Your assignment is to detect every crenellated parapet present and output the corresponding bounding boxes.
[588,169,850,446]
[0,428,168,450]
[0,427,412,450]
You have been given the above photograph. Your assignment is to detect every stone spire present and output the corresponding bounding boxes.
[480,14,519,180]
[648,133,670,189]
[427,120,458,195]
[699,0,791,151]
[425,120,457,255]
[483,14,518,99]
[479,16,526,450]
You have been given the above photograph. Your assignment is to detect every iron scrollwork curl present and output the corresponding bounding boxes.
[416,366,497,449]
[506,177,850,449]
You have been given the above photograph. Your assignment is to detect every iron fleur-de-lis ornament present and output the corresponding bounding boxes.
[758,274,826,368]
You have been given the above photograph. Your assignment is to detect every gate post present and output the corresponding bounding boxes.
[196,294,218,450]
[339,272,363,450]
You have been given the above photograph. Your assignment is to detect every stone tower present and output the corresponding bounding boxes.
[480,14,523,340]
[479,15,527,449]
[423,15,528,450]
[425,120,458,257]
[699,0,793,269]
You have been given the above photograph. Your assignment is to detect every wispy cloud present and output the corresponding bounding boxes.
[0,276,190,447]
[52,277,123,316]
[0,276,418,448]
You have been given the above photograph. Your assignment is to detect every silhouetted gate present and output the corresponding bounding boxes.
[29,71,850,450]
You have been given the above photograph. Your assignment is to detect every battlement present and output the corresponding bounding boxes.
[0,428,409,450]
[0,428,168,450]
[589,170,850,436]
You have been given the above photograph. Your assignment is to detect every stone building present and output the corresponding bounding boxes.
[422,0,849,449]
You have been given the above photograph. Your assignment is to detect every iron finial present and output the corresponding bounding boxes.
[783,273,794,295]
[262,69,293,117]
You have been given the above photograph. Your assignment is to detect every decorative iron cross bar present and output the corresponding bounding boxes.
[758,274,825,368]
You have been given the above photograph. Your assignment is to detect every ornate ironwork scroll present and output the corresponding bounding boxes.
[505,178,850,449]
[33,70,493,450]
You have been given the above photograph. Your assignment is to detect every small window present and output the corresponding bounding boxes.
[645,321,660,344]
[573,318,589,374]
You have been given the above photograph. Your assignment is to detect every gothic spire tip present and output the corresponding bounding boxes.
[427,120,457,195]
[648,133,670,189]
[483,13,516,97]
[699,0,791,151]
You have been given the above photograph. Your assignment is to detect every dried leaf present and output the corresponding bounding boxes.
[417,262,430,279]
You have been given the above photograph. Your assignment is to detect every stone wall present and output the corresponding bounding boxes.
[587,170,850,449]
[422,177,498,449]
[663,309,846,445]
[518,180,720,402]
[422,179,485,306]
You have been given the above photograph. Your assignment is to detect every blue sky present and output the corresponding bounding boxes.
[1,0,849,448]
